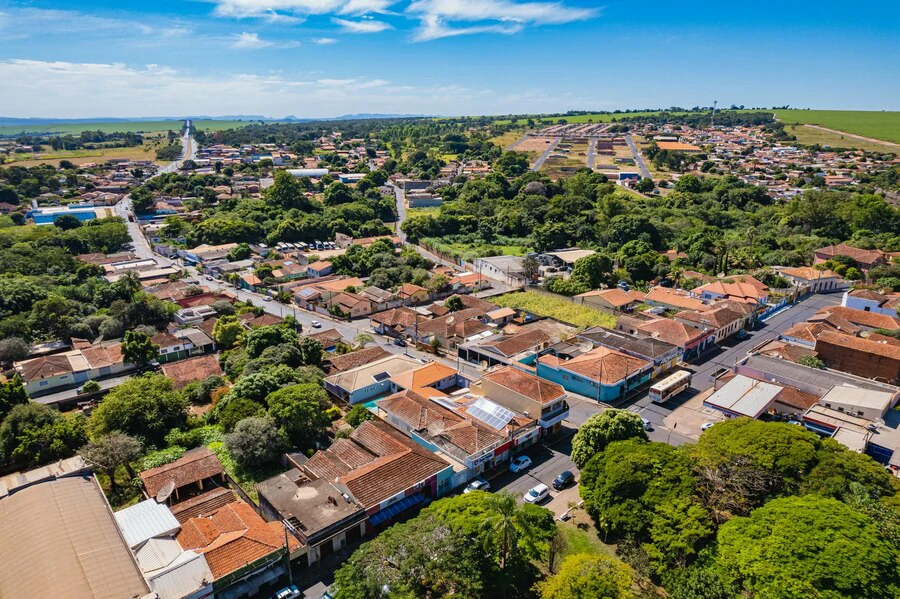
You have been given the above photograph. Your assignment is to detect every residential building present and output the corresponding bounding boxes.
[842,289,900,317]
[675,300,754,343]
[324,354,422,404]
[536,345,652,402]
[415,308,491,348]
[390,362,468,395]
[477,366,569,434]
[576,326,682,376]
[575,287,646,312]
[325,346,391,374]
[692,276,769,305]
[458,328,553,368]
[307,260,333,278]
[397,283,430,305]
[816,306,900,331]
[473,255,527,286]
[326,291,374,318]
[813,243,886,272]
[814,330,900,383]
[644,287,709,312]
[139,447,226,505]
[161,354,224,389]
[777,266,844,294]
[616,315,714,361]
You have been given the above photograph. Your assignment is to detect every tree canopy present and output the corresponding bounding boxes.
[571,409,648,467]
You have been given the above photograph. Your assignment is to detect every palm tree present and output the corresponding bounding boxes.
[483,492,520,571]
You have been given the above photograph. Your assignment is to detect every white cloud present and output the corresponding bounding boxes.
[338,0,396,14]
[407,0,596,24]
[0,58,577,118]
[232,32,275,48]
[332,17,393,32]
[311,37,339,44]
[412,13,522,41]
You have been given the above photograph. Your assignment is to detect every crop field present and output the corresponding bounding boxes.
[491,111,693,126]
[192,119,260,131]
[0,120,183,136]
[770,110,900,144]
[3,140,168,167]
[785,125,898,153]
[490,291,617,329]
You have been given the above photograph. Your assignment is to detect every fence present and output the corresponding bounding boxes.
[758,297,791,321]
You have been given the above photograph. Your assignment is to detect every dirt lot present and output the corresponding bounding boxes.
[515,136,556,153]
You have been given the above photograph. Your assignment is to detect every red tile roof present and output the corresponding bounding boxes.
[814,243,885,266]
[817,306,900,331]
[161,354,224,389]
[480,329,551,357]
[546,346,650,385]
[326,346,391,373]
[482,365,565,405]
[139,447,224,498]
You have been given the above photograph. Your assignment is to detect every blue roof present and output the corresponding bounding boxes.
[369,493,424,526]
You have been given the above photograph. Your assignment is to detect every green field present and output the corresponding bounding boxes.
[491,111,692,126]
[491,291,616,329]
[0,120,184,136]
[770,110,900,144]
[785,125,898,152]
[192,119,260,131]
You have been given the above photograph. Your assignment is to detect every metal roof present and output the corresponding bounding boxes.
[704,374,782,419]
[114,499,181,549]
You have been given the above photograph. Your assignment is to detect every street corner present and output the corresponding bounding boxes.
[662,387,724,439]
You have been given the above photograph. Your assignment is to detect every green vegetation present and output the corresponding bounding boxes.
[785,124,899,152]
[771,109,900,144]
[491,291,617,328]
[0,120,183,136]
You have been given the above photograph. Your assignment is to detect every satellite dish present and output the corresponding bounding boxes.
[578,341,594,354]
[427,420,445,437]
[479,360,489,371]
[156,480,176,503]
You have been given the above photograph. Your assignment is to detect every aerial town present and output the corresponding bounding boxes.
[2,1,900,598]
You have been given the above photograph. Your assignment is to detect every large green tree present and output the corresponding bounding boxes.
[265,383,331,449]
[122,330,159,368]
[88,374,187,445]
[716,495,899,598]
[536,553,634,599]
[0,402,88,469]
[571,409,647,467]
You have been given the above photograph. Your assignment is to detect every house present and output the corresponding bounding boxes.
[397,283,430,305]
[174,305,217,326]
[813,243,886,272]
[272,262,308,281]
[326,291,374,318]
[358,285,400,312]
[14,350,87,395]
[692,276,768,305]
[307,260,333,278]
[575,288,646,312]
[473,255,528,285]
[814,330,900,382]
[816,306,900,331]
[370,307,430,338]
[325,346,391,374]
[777,266,844,294]
[305,328,343,351]
[484,307,517,326]
[139,447,226,505]
[576,327,683,377]
[415,308,491,348]
[450,272,491,293]
[843,289,900,318]
[181,243,239,265]
[0,459,151,599]
[389,362,466,395]
[458,328,553,368]
[177,500,301,597]
[617,315,714,361]
[477,366,569,435]
[151,331,192,364]
[240,312,284,329]
[703,374,784,419]
[536,345,652,403]
[324,354,422,404]
[81,340,131,380]
[375,389,539,484]
[644,287,709,312]
[675,301,754,343]
[754,339,820,365]
[161,354,224,389]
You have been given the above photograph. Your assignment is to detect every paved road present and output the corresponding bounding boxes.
[505,134,531,151]
[624,134,652,179]
[586,137,597,169]
[531,137,560,172]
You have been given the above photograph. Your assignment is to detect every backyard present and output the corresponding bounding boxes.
[491,291,617,329]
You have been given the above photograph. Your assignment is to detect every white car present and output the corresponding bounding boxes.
[642,418,653,431]
[509,456,532,473]
[524,483,550,504]
[310,320,322,328]
[463,479,490,494]
[263,296,272,302]
[701,422,716,432]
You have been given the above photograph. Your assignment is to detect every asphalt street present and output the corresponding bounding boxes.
[624,134,652,178]
[531,137,560,171]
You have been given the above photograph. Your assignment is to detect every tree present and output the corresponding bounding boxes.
[265,384,331,449]
[298,336,323,366]
[571,409,647,467]
[716,495,899,598]
[636,177,656,193]
[264,170,319,212]
[522,256,540,281]
[536,553,634,599]
[323,181,355,206]
[53,214,83,230]
[644,497,714,574]
[0,376,28,422]
[245,324,298,358]
[352,333,374,349]
[797,355,824,369]
[579,439,696,540]
[801,438,896,499]
[0,337,31,364]
[217,396,265,432]
[78,433,142,491]
[0,403,88,469]
[570,253,613,289]
[227,242,251,261]
[122,330,159,368]
[212,314,244,349]
[345,405,373,427]
[80,380,101,394]
[89,374,187,446]
[445,295,464,312]
[225,417,283,468]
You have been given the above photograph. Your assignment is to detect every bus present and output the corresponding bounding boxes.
[649,370,692,404]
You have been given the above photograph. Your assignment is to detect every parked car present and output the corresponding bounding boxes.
[509,455,532,473]
[392,337,407,347]
[642,418,653,431]
[552,470,575,490]
[310,320,322,328]
[263,296,272,302]
[524,483,550,504]
[272,585,301,599]
[701,422,716,432]
[463,479,490,494]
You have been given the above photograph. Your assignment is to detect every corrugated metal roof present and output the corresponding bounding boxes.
[142,544,214,599]
[704,374,782,418]
[115,499,181,549]
[136,537,183,571]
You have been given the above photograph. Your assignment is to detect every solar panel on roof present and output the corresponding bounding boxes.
[372,372,391,382]
[468,397,515,430]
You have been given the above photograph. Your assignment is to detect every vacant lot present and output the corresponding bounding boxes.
[490,130,528,150]
[491,291,616,329]
[786,124,898,152]
[771,109,900,144]
[0,120,183,136]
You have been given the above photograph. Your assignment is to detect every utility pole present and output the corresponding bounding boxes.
[283,524,293,586]
[711,100,718,129]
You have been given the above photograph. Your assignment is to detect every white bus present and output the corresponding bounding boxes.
[649,370,692,404]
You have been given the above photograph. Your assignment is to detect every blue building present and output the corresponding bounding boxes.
[536,345,652,402]
[28,204,97,225]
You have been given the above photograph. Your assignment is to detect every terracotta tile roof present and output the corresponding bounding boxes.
[693,280,767,302]
[177,501,300,580]
[244,313,283,328]
[815,329,900,361]
[330,291,372,311]
[814,243,885,266]
[755,339,819,363]
[16,353,75,382]
[397,283,428,299]
[637,318,705,347]
[848,289,900,309]
[371,307,426,329]
[817,306,900,331]
[307,260,332,271]
[779,266,840,280]
[390,362,458,390]
[575,288,646,307]
[140,447,225,498]
[376,389,464,430]
[773,386,821,411]
[547,346,650,385]
[481,329,552,357]
[151,331,182,349]
[806,311,862,335]
[417,308,490,339]
[306,328,343,344]
[676,304,745,329]
[645,287,709,311]
[483,365,565,405]
[169,487,238,523]
[314,277,365,292]
[455,294,498,312]
[161,354,224,389]
[198,317,218,337]
[326,346,391,374]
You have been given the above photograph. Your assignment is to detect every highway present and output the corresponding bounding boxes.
[624,134,652,179]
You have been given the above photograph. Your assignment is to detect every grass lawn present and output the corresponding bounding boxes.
[490,130,528,150]
[768,109,900,144]
[785,124,898,152]
[557,521,617,559]
[407,206,441,220]
[491,291,616,329]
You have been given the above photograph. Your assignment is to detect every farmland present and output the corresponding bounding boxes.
[490,291,617,329]
[770,109,900,144]
[0,120,183,136]
[192,119,261,131]
[785,124,898,152]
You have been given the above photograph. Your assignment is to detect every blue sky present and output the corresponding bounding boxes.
[0,0,898,118]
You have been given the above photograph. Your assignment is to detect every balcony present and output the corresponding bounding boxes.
[539,401,570,429]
